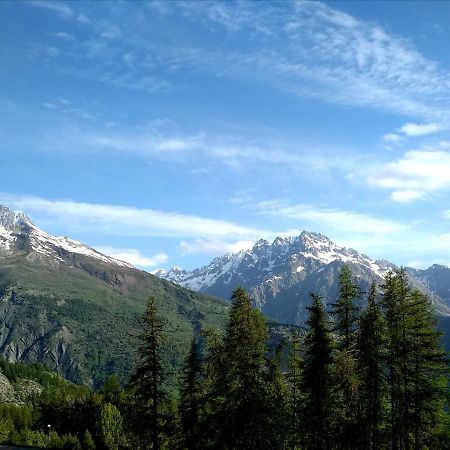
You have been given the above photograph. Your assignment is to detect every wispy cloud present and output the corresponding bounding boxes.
[35,122,359,172]
[0,194,268,240]
[399,122,446,137]
[94,246,168,268]
[179,239,253,256]
[42,98,96,121]
[28,0,74,18]
[383,133,403,144]
[367,147,450,202]
[254,200,406,234]
[29,1,450,117]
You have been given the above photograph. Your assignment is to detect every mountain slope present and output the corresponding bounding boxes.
[0,206,230,387]
[156,232,450,325]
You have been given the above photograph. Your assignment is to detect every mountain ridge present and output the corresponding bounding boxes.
[155,231,450,324]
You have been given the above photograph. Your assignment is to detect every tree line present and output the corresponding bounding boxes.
[0,266,449,449]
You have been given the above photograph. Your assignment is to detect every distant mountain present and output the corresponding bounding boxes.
[155,232,450,325]
[0,205,133,268]
[0,205,294,387]
[0,205,230,387]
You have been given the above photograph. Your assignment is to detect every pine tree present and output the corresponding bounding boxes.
[130,297,166,450]
[221,287,270,450]
[331,264,361,449]
[179,336,203,450]
[332,264,360,351]
[198,327,226,449]
[382,269,449,449]
[265,344,289,449]
[407,289,448,449]
[286,332,303,450]
[358,282,386,449]
[302,293,335,450]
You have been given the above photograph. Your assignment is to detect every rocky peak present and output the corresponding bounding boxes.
[0,205,32,231]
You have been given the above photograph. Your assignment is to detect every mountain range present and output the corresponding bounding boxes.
[0,206,232,387]
[155,232,450,325]
[1,204,449,387]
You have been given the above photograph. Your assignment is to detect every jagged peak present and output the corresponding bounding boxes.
[0,205,32,230]
[253,238,269,248]
[299,230,333,243]
[272,235,294,246]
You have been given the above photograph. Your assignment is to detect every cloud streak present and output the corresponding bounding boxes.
[31,1,450,119]
[0,194,268,240]
[254,200,407,234]
[367,147,450,202]
[94,246,168,268]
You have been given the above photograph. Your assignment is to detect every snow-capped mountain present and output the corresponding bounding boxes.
[0,205,132,268]
[156,231,450,325]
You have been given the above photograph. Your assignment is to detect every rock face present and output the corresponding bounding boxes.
[0,205,230,387]
[156,232,450,325]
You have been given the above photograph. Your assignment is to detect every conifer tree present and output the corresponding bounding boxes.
[302,293,335,450]
[265,344,289,449]
[131,297,166,450]
[407,289,448,448]
[286,333,303,450]
[198,327,226,449]
[333,264,361,351]
[331,264,361,449]
[221,287,270,450]
[358,282,386,449]
[179,336,203,450]
[382,269,449,449]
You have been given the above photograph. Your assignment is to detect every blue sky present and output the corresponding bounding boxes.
[2,0,450,270]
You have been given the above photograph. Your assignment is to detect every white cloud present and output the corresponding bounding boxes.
[367,150,450,202]
[94,246,168,268]
[383,133,403,143]
[28,0,74,18]
[179,239,254,256]
[0,194,268,240]
[255,201,406,234]
[39,124,358,172]
[399,122,446,136]
[33,1,450,118]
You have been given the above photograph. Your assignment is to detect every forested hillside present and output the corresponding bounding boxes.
[1,266,448,449]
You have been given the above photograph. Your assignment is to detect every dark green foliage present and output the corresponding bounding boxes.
[130,296,167,450]
[302,293,335,449]
[0,403,32,429]
[382,269,449,449]
[332,264,360,351]
[286,332,303,449]
[179,337,203,450]
[358,282,386,449]
[331,265,362,449]
[220,287,272,449]
[0,270,448,450]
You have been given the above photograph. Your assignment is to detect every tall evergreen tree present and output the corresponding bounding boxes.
[332,265,361,449]
[221,287,270,450]
[302,293,335,450]
[332,264,361,351]
[358,282,386,449]
[407,289,448,449]
[179,337,203,450]
[130,297,166,450]
[382,269,449,449]
[286,333,303,450]
[265,344,289,449]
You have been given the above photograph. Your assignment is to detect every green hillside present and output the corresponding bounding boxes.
[0,253,229,388]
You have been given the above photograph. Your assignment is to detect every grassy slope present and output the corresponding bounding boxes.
[0,255,229,389]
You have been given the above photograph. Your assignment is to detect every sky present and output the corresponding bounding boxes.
[1,0,450,271]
